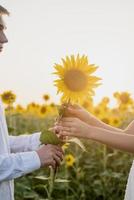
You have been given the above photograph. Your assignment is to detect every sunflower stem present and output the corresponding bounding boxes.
[48,167,56,200]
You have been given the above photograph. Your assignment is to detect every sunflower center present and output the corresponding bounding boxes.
[64,69,88,92]
[120,94,129,104]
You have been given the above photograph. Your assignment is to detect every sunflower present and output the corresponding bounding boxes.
[15,104,25,113]
[111,117,121,127]
[43,94,50,102]
[120,92,132,105]
[62,143,70,151]
[65,154,75,167]
[1,91,16,105]
[101,117,110,125]
[53,54,101,104]
[40,105,47,115]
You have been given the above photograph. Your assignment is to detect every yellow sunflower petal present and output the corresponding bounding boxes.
[53,55,101,104]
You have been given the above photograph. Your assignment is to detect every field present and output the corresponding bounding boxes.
[2,90,134,200]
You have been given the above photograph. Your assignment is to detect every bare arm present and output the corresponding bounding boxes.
[66,104,124,133]
[87,117,124,133]
[124,120,134,134]
[57,117,134,153]
[88,126,134,153]
[66,104,134,135]
[91,119,134,135]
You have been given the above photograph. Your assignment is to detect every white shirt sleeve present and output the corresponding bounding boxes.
[0,151,41,182]
[9,132,41,153]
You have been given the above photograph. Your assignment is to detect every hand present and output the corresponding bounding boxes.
[55,117,91,138]
[49,127,67,141]
[64,104,98,126]
[36,144,63,169]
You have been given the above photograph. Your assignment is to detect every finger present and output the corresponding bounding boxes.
[50,159,56,169]
[53,126,65,133]
[60,121,75,127]
[56,126,71,132]
[61,117,76,122]
[53,145,64,153]
[67,108,77,115]
[57,147,64,154]
[59,130,73,136]
[53,155,62,166]
[68,104,81,110]
[55,151,64,160]
[53,126,60,132]
[67,105,81,114]
[53,123,73,133]
[62,126,76,133]
[55,121,70,127]
[55,126,76,136]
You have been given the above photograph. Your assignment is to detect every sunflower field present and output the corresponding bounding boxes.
[1,55,134,200]
[0,89,133,200]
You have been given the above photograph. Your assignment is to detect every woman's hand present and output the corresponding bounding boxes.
[65,104,98,126]
[55,117,91,138]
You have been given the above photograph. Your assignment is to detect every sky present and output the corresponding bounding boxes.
[0,0,134,106]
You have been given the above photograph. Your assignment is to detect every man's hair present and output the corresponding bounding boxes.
[0,5,9,16]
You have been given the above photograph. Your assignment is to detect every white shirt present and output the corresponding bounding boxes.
[124,161,134,200]
[0,100,41,200]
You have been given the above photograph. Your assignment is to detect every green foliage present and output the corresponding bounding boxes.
[7,114,133,200]
[40,130,62,145]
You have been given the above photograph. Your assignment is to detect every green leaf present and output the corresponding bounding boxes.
[34,176,50,181]
[67,137,87,152]
[55,179,70,183]
[40,129,63,145]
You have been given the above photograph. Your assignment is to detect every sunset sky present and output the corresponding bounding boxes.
[1,0,134,106]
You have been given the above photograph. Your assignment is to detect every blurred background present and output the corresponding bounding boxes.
[1,0,134,106]
[1,1,134,200]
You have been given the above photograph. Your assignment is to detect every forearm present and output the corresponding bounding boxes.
[87,126,134,153]
[91,118,134,135]
[124,120,134,135]
[88,117,123,133]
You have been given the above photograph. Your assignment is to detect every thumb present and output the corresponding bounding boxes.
[67,107,79,115]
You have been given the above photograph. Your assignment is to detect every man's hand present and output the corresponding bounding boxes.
[36,144,63,169]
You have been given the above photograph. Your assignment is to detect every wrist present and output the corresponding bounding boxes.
[86,115,100,127]
[84,124,93,139]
